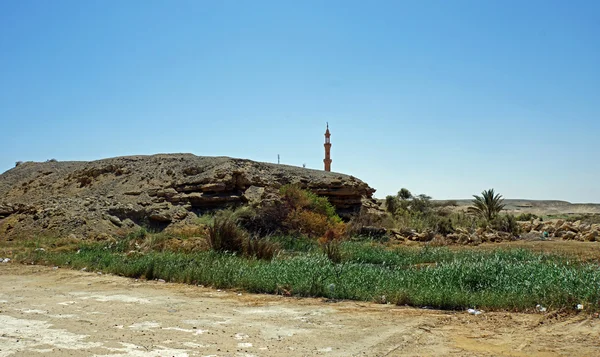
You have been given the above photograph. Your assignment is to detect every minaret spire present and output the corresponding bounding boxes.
[324,123,332,172]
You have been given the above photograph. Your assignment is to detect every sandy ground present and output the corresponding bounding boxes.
[0,264,599,357]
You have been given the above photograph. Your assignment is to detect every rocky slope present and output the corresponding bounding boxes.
[0,154,376,239]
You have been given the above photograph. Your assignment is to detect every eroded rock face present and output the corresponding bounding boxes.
[0,154,376,238]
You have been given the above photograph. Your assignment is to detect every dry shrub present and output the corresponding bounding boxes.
[139,233,170,252]
[164,237,209,253]
[165,224,207,238]
[243,236,280,260]
[237,203,288,237]
[285,209,330,237]
[318,229,343,263]
[207,214,245,253]
[280,184,312,209]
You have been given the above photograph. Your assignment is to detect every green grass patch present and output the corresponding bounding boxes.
[20,240,600,313]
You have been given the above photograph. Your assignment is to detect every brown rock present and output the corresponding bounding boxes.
[583,231,598,242]
[0,154,377,238]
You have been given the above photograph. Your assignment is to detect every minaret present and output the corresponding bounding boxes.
[324,123,332,172]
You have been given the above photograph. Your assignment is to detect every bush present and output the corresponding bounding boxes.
[277,184,345,239]
[243,236,280,260]
[207,214,245,253]
[280,184,340,221]
[319,229,342,263]
[491,214,521,236]
[237,203,289,237]
[284,209,330,237]
[385,195,397,214]
[515,213,538,221]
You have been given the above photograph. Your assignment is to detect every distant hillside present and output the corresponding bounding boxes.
[449,199,600,216]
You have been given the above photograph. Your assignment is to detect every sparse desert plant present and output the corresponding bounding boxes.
[468,189,506,222]
[15,161,23,167]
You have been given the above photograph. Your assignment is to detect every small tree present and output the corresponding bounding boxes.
[385,195,398,215]
[468,189,505,222]
[411,194,432,214]
[397,188,413,201]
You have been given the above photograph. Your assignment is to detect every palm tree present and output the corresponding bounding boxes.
[468,189,505,221]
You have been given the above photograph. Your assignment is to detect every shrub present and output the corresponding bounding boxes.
[318,229,342,263]
[435,217,455,235]
[285,209,330,237]
[278,184,345,239]
[237,203,289,237]
[280,184,340,221]
[15,161,23,167]
[515,213,538,221]
[385,195,397,214]
[491,214,521,236]
[243,236,280,260]
[207,214,245,253]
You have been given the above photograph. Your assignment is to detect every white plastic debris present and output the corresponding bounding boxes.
[536,304,547,312]
[467,308,482,315]
[35,248,45,252]
[1,258,10,263]
[577,304,584,310]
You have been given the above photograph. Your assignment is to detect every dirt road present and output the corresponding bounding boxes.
[0,264,598,357]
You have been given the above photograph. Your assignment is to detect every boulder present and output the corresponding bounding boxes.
[583,231,598,242]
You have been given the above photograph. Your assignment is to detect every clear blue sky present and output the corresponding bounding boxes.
[1,0,599,202]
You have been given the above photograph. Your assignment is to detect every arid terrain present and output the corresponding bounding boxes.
[2,155,600,357]
[1,263,599,357]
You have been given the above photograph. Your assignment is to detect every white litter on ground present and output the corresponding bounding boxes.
[467,308,482,315]
[128,321,161,330]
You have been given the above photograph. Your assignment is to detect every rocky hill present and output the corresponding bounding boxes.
[0,154,377,239]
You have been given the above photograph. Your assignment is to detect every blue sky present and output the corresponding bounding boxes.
[1,0,599,202]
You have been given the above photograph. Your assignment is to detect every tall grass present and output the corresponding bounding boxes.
[26,242,600,312]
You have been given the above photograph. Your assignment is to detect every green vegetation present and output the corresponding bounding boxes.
[515,213,539,221]
[6,185,600,313]
[468,188,506,222]
[385,188,481,235]
[20,240,600,312]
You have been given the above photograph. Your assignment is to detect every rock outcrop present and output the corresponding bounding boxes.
[518,219,600,242]
[0,154,376,239]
